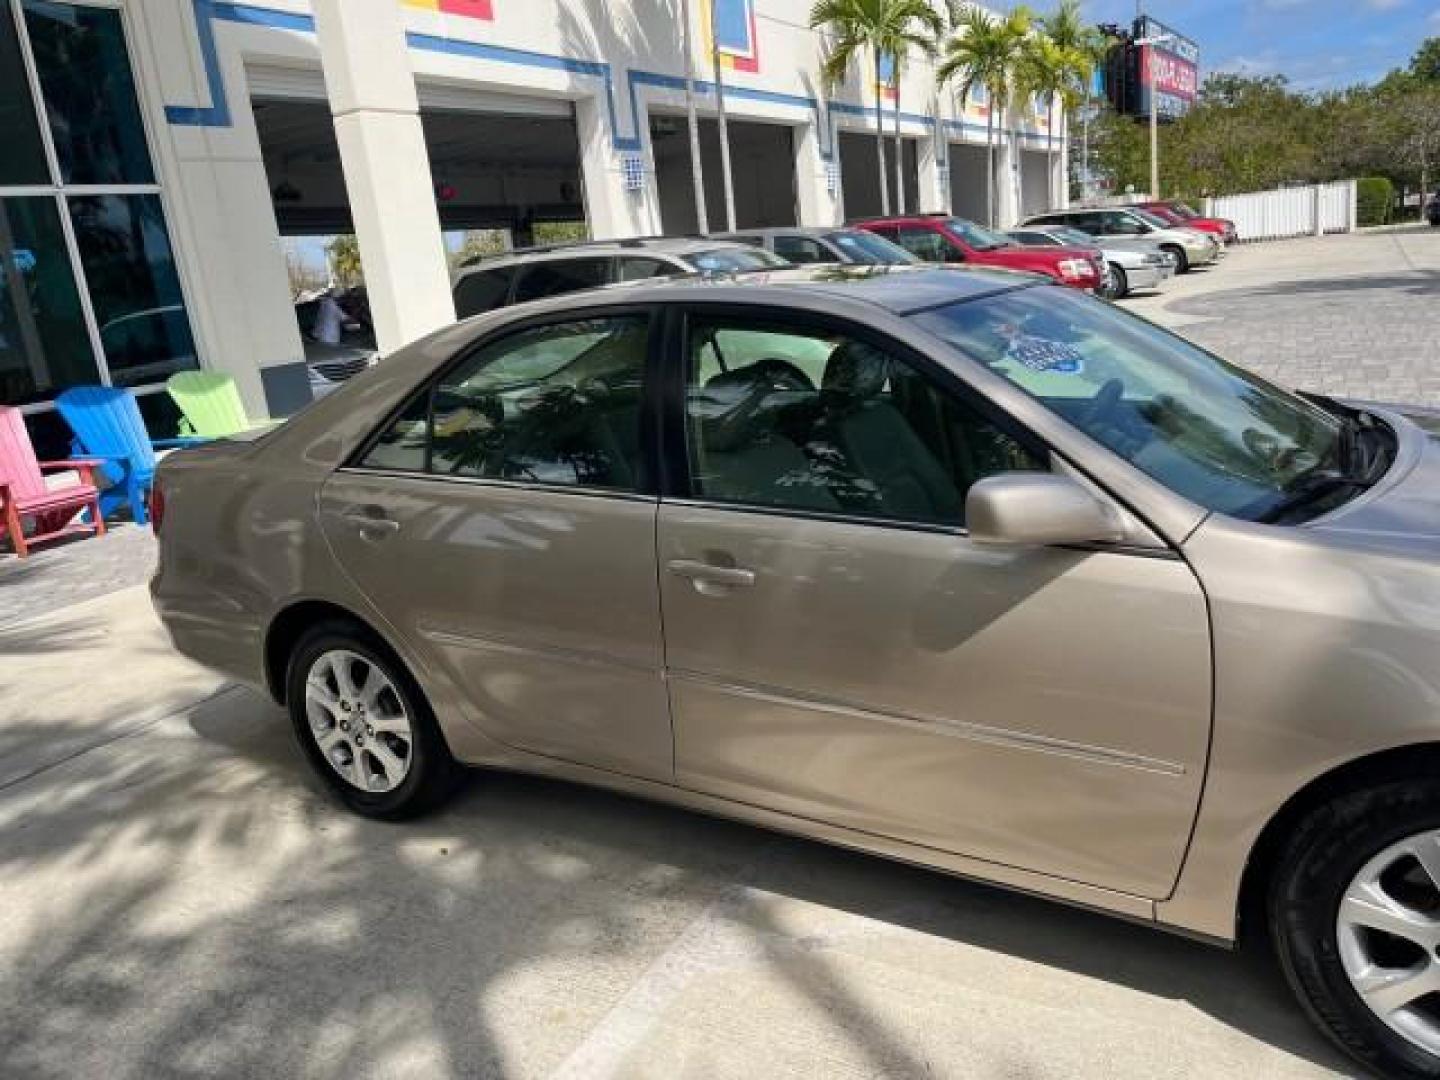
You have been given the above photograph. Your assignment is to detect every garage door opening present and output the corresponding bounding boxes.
[1020,148,1056,220]
[949,141,992,226]
[838,130,918,220]
[650,115,798,235]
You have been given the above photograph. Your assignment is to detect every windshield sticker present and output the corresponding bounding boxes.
[1005,335,1086,375]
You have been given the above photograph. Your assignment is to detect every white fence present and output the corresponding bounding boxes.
[1203,181,1357,243]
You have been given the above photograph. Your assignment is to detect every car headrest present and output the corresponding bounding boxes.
[700,359,811,452]
[821,341,892,399]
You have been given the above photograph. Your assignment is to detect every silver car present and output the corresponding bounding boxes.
[1006,225,1175,299]
[153,266,1440,1079]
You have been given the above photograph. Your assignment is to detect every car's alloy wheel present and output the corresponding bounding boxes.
[304,648,413,793]
[1163,244,1189,273]
[1336,831,1440,1057]
[286,620,460,819]
[1102,263,1128,300]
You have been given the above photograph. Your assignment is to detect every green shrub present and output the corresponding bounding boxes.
[1356,177,1394,227]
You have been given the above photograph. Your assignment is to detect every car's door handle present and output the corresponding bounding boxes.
[666,559,756,590]
[341,509,401,536]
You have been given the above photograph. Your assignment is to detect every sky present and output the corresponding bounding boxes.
[1003,0,1425,90]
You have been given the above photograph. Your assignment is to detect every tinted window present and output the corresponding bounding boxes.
[916,288,1348,521]
[512,257,611,303]
[0,13,47,185]
[1104,212,1147,235]
[616,256,675,282]
[1009,231,1051,246]
[363,316,649,492]
[944,218,1011,251]
[23,2,154,185]
[454,267,514,318]
[895,227,951,263]
[772,236,828,264]
[683,317,1042,525]
[68,194,197,387]
[825,230,916,265]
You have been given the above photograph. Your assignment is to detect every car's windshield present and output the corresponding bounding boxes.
[685,247,790,272]
[915,286,1353,522]
[946,218,1012,251]
[1132,209,1173,230]
[1170,202,1200,219]
[826,230,919,264]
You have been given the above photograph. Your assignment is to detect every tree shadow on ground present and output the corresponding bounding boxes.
[0,683,1354,1078]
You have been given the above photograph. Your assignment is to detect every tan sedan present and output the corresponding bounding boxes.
[153,266,1440,1078]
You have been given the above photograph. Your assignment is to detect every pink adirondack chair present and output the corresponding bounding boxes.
[0,406,105,558]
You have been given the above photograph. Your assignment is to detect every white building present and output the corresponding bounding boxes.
[0,0,1068,447]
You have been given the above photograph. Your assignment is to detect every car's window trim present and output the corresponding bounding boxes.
[342,302,665,499]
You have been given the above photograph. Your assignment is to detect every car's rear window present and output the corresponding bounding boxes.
[683,248,790,273]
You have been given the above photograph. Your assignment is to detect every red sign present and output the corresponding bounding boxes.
[1141,45,1198,102]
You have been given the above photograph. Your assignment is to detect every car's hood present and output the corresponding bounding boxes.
[1309,406,1440,554]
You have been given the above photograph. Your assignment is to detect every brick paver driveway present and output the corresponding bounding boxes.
[1127,225,1440,407]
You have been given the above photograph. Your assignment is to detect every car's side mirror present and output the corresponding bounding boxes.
[966,473,1125,547]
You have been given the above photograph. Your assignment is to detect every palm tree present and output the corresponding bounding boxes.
[937,4,1033,228]
[1039,0,1106,200]
[811,0,942,217]
[1016,34,1074,210]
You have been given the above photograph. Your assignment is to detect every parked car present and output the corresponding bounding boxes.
[451,237,789,319]
[1139,199,1238,245]
[718,226,919,266]
[856,214,1103,291]
[1006,225,1175,300]
[1427,193,1440,228]
[295,288,377,399]
[1022,207,1220,273]
[154,264,1440,1080]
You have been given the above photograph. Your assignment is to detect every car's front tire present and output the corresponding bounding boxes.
[1101,263,1129,300]
[1162,244,1190,273]
[285,619,460,819]
[1271,779,1440,1079]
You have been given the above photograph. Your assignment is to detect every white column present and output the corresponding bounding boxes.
[996,130,1020,227]
[794,118,841,228]
[576,93,657,239]
[917,122,948,214]
[312,0,453,355]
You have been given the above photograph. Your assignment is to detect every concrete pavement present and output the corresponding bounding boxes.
[0,587,1353,1078]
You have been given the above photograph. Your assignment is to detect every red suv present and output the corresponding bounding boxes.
[1138,201,1237,245]
[857,215,1103,291]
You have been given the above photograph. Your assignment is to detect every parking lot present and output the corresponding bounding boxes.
[5,229,1435,1080]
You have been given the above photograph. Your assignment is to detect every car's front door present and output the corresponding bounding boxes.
[656,309,1213,898]
[319,311,674,783]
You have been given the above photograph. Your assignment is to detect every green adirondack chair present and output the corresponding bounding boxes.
[167,372,278,437]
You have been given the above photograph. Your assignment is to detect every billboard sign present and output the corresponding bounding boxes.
[1136,15,1198,119]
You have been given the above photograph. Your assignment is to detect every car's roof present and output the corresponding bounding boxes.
[717,226,859,239]
[456,237,754,275]
[850,215,956,227]
[487,265,1041,318]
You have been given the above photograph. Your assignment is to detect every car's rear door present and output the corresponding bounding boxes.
[318,307,674,782]
[655,305,1213,899]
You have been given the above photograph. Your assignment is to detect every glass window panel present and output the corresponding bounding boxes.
[0,10,49,185]
[23,1,154,185]
[684,318,1042,525]
[68,193,197,388]
[0,196,98,406]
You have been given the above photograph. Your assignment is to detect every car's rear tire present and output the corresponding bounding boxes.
[1270,779,1440,1079]
[1101,263,1129,300]
[1162,244,1190,273]
[285,619,460,819]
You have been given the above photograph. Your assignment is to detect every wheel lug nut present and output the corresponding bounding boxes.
[339,719,350,732]
[366,725,374,736]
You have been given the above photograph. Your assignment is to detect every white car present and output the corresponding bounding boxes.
[1006,226,1176,299]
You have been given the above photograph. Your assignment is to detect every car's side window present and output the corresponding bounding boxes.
[360,315,649,492]
[453,266,515,318]
[512,257,612,303]
[773,235,827,264]
[616,256,674,282]
[682,316,1044,526]
[894,227,948,263]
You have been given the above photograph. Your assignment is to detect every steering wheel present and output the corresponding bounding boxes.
[1081,378,1125,428]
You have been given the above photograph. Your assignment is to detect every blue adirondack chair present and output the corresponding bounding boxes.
[54,386,209,525]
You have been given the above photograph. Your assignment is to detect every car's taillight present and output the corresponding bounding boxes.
[1057,258,1096,281]
[150,483,165,532]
